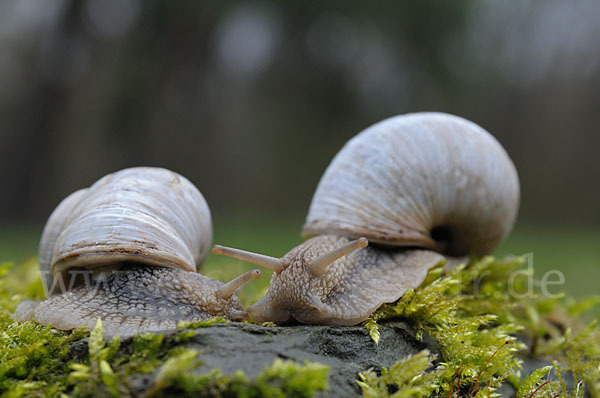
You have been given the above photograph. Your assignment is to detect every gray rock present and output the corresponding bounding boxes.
[126,320,439,397]
[190,321,439,397]
[88,321,575,397]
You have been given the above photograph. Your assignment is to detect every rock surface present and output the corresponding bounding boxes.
[126,320,440,397]
[69,321,563,397]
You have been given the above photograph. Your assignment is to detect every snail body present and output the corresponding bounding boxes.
[216,235,443,325]
[14,167,260,337]
[214,112,519,325]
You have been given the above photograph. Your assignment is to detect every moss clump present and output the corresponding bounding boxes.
[0,261,86,396]
[362,257,600,397]
[357,350,442,397]
[69,319,329,397]
[1,256,599,397]
[164,358,328,398]
[0,261,329,397]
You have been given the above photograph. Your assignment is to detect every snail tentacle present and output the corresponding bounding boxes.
[308,237,368,276]
[212,245,283,273]
[217,269,261,299]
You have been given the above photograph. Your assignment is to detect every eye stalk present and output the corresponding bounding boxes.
[213,245,283,273]
[217,269,261,299]
[212,237,368,277]
[308,237,368,276]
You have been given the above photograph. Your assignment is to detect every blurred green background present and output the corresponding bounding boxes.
[0,1,598,297]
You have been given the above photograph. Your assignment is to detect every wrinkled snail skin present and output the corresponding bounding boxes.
[13,167,261,337]
[246,235,444,325]
[214,112,519,325]
[26,265,252,338]
[213,235,445,325]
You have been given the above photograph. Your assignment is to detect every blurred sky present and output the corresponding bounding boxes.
[1,0,599,231]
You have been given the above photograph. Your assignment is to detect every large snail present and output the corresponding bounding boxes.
[14,167,261,337]
[213,112,520,325]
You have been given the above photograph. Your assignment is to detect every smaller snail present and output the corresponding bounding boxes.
[214,112,519,325]
[14,167,261,337]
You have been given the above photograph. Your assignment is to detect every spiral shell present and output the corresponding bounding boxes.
[38,188,87,293]
[302,112,519,256]
[39,167,212,294]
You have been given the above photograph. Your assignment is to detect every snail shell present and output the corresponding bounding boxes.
[15,167,260,337]
[302,112,520,256]
[214,112,519,325]
[38,188,87,295]
[40,167,212,294]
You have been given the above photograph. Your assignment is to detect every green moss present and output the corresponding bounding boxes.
[357,350,441,397]
[0,261,86,396]
[515,366,555,398]
[1,256,599,397]
[0,261,329,397]
[167,358,328,398]
[362,256,600,397]
[71,320,329,398]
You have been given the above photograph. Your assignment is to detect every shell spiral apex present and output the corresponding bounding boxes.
[302,112,520,256]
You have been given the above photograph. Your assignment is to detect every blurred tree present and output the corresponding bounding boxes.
[0,0,598,229]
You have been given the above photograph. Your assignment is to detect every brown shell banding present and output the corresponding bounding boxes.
[302,224,440,251]
[302,112,520,256]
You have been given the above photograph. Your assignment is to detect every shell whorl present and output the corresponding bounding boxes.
[38,189,88,293]
[302,112,520,256]
[40,167,212,295]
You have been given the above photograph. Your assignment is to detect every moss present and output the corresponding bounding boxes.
[357,350,441,397]
[67,320,329,397]
[0,261,329,397]
[1,256,599,397]
[0,261,86,397]
[65,320,330,397]
[362,256,600,397]
[515,366,555,398]
[165,358,328,398]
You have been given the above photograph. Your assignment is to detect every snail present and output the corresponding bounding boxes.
[13,167,261,337]
[213,112,520,325]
